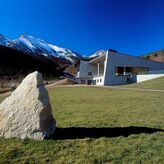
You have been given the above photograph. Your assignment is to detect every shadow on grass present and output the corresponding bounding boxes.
[49,126,164,140]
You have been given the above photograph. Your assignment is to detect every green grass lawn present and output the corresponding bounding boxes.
[122,76,164,90]
[0,86,164,163]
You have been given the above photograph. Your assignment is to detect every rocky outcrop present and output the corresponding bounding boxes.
[0,71,56,140]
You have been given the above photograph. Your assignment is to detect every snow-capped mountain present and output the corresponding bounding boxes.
[0,34,81,63]
[48,43,81,63]
[89,50,107,58]
[0,34,12,46]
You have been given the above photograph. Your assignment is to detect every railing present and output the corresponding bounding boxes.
[76,73,104,78]
[115,72,133,76]
[115,70,164,76]
[138,70,164,75]
[93,74,104,78]
[76,74,93,78]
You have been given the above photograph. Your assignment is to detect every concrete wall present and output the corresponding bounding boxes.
[93,76,104,85]
[99,65,104,75]
[137,74,164,82]
[79,61,105,77]
[104,52,164,85]
[79,60,98,77]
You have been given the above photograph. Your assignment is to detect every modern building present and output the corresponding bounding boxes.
[76,50,164,86]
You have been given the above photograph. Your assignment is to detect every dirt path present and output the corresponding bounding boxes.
[1,85,164,98]
[47,84,164,92]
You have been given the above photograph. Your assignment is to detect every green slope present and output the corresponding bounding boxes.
[123,76,164,90]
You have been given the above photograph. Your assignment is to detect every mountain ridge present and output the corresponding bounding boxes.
[1,33,163,80]
[141,49,164,63]
[0,34,82,63]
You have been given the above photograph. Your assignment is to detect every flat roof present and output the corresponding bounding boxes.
[89,53,106,64]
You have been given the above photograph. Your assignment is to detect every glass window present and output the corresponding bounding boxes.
[81,80,85,84]
[93,80,96,85]
[87,80,92,85]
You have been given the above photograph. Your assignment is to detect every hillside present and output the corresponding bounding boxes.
[0,45,64,77]
[141,49,164,63]
[64,60,80,75]
[0,34,81,64]
[123,76,164,90]
[0,33,85,78]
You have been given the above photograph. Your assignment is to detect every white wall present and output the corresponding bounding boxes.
[79,60,98,77]
[137,74,164,83]
[93,76,104,85]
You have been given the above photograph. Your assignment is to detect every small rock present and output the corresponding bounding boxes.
[0,71,56,140]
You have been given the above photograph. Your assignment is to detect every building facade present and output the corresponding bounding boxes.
[76,50,164,86]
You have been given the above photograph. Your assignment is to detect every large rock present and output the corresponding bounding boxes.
[0,71,56,140]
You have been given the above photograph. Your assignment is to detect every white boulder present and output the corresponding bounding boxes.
[0,71,56,140]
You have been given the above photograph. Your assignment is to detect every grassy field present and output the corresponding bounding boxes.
[122,76,164,90]
[0,86,164,163]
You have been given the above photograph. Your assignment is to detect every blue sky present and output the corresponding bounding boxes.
[0,0,164,56]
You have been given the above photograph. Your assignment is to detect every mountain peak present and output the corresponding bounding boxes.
[89,50,106,58]
[0,34,11,46]
[0,33,5,39]
[0,33,82,63]
[19,34,26,39]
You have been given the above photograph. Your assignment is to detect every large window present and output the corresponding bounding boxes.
[93,80,96,85]
[115,67,124,75]
[87,80,92,85]
[81,80,85,84]
[115,67,149,75]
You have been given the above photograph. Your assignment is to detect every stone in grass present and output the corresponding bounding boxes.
[0,71,56,140]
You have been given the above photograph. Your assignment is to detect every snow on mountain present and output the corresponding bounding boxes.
[48,44,81,62]
[8,39,35,54]
[18,35,56,56]
[19,35,36,50]
[48,44,65,52]
[89,50,106,58]
[0,34,12,46]
[0,34,81,63]
[18,35,81,62]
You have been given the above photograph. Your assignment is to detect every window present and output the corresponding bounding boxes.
[93,80,96,85]
[115,67,124,75]
[126,77,130,83]
[81,80,85,84]
[97,79,99,83]
[88,72,92,76]
[115,67,149,75]
[87,80,92,85]
[100,79,102,82]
